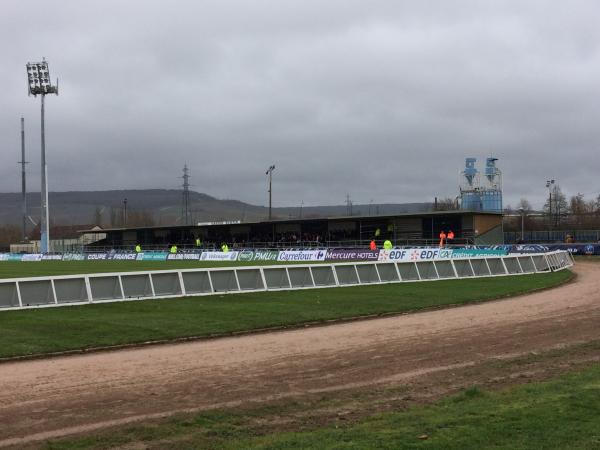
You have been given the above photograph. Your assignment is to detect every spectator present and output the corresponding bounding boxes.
[439,231,446,248]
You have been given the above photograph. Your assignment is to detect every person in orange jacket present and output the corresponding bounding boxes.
[439,231,447,248]
[369,240,377,250]
[447,230,455,244]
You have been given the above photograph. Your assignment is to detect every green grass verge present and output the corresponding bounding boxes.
[236,365,600,450]
[0,260,300,279]
[574,255,600,261]
[44,354,600,449]
[0,270,571,359]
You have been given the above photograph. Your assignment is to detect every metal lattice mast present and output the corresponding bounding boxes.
[182,164,191,225]
[18,117,29,241]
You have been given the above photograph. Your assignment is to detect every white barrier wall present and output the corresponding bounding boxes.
[0,251,574,311]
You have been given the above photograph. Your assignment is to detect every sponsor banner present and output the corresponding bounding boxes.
[545,243,600,255]
[21,253,43,261]
[63,253,85,261]
[237,250,280,262]
[277,250,326,262]
[379,248,508,262]
[507,244,597,254]
[140,252,169,261]
[237,250,255,262]
[508,244,598,254]
[509,244,549,254]
[464,245,511,251]
[0,254,21,261]
[86,253,108,260]
[379,248,454,262]
[200,251,239,261]
[451,249,508,258]
[42,254,63,261]
[109,253,138,260]
[325,249,380,261]
[167,253,201,260]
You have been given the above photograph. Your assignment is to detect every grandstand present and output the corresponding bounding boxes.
[80,210,503,250]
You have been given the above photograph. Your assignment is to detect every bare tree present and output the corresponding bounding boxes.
[0,225,21,250]
[127,210,155,227]
[544,185,567,226]
[516,198,533,212]
[569,193,588,215]
[435,197,459,211]
[93,207,103,226]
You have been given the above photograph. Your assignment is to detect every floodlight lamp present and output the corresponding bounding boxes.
[26,60,58,96]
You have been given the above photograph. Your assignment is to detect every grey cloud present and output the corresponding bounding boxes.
[1,0,599,211]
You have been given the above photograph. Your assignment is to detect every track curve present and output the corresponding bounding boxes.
[1,263,599,447]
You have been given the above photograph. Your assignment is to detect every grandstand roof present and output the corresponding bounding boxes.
[79,210,501,234]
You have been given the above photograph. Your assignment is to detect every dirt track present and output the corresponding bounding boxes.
[1,262,599,447]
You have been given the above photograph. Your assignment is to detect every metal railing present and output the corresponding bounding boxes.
[81,238,473,253]
[0,251,573,311]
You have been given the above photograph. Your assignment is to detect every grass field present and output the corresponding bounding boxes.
[44,354,600,449]
[0,260,295,279]
[0,270,571,359]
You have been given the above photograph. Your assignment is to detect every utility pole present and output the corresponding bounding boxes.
[546,179,555,229]
[518,207,525,242]
[19,117,29,241]
[266,165,275,220]
[26,59,58,253]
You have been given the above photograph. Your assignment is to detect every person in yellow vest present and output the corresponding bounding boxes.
[439,231,446,248]
[221,243,229,253]
[135,244,142,253]
[383,239,393,250]
[195,237,201,247]
[375,228,381,237]
[170,245,177,254]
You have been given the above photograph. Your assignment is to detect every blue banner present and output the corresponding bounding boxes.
[510,243,600,255]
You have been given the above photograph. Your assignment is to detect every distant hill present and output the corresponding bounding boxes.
[0,190,433,228]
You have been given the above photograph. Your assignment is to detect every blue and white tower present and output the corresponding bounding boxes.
[460,157,502,213]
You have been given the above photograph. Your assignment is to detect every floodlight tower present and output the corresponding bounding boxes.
[266,165,275,220]
[26,59,58,253]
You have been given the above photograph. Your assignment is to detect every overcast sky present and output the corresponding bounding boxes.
[1,0,599,209]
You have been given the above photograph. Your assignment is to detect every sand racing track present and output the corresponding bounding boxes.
[1,262,599,447]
